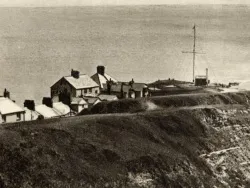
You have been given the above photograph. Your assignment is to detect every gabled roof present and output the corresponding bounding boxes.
[0,97,24,115]
[63,74,99,89]
[71,97,88,105]
[91,73,117,89]
[35,105,62,118]
[132,83,148,91]
[53,102,70,115]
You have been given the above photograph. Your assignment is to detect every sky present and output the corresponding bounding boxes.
[0,0,249,7]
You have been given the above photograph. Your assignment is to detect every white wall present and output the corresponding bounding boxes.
[1,112,25,123]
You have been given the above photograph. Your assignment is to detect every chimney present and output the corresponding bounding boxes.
[24,100,35,111]
[97,66,105,76]
[42,97,53,108]
[3,88,10,98]
[71,69,80,79]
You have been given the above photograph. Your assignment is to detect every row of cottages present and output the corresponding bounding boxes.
[24,98,72,120]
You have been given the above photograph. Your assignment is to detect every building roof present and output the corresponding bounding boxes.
[91,73,117,89]
[195,75,207,79]
[71,97,88,105]
[53,102,71,116]
[35,105,62,118]
[63,74,99,89]
[82,96,101,105]
[131,83,148,91]
[0,97,24,115]
[98,94,118,101]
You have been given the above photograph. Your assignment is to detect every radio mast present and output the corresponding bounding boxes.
[182,24,204,82]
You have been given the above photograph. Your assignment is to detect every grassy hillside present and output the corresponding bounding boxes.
[1,92,250,187]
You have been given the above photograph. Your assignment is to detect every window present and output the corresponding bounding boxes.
[17,113,21,121]
[89,88,92,93]
[95,90,98,94]
[84,89,87,93]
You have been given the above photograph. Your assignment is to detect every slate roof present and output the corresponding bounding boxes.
[0,97,24,115]
[53,102,71,115]
[71,97,88,105]
[91,73,117,89]
[35,105,62,118]
[64,74,99,89]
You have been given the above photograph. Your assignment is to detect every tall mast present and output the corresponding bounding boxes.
[193,24,196,82]
[182,24,203,83]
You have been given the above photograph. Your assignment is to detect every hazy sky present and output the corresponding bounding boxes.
[0,0,249,7]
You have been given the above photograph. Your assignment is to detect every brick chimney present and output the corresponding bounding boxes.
[42,97,53,108]
[24,100,35,111]
[97,66,105,76]
[71,69,80,79]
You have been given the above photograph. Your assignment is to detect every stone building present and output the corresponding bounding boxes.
[51,69,100,105]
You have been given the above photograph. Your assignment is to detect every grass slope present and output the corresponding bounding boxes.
[1,92,250,187]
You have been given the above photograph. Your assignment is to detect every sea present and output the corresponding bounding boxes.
[0,5,250,105]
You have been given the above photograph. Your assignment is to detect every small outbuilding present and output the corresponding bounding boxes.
[71,97,88,113]
[195,76,208,86]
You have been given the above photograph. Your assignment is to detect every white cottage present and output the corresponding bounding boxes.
[0,97,25,123]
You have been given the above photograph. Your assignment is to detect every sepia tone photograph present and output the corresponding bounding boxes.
[0,0,250,187]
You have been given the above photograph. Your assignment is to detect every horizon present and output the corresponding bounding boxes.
[0,0,250,7]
